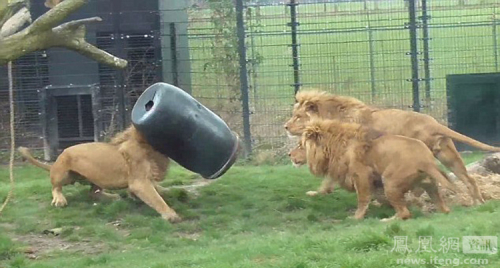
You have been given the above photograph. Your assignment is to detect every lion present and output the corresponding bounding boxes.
[290,118,457,221]
[288,141,388,207]
[17,125,181,223]
[284,89,500,205]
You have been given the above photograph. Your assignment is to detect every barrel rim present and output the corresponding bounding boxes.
[204,133,241,180]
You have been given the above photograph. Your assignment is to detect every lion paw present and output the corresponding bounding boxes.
[51,195,68,207]
[371,200,382,207]
[162,213,182,223]
[306,191,319,197]
[352,215,364,220]
[347,215,363,220]
[380,216,397,222]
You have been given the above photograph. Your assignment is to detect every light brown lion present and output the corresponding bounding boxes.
[18,125,181,223]
[288,141,388,207]
[290,119,457,221]
[284,89,500,205]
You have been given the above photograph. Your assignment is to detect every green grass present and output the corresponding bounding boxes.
[1,153,499,268]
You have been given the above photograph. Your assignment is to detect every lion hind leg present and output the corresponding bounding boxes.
[49,159,74,207]
[51,186,68,207]
[383,181,411,220]
[420,181,450,214]
[435,137,484,205]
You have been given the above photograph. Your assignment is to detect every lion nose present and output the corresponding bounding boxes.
[288,152,291,156]
[284,124,288,130]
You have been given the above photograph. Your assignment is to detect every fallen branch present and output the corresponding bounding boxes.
[0,0,127,69]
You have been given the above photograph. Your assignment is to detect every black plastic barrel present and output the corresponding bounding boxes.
[131,82,240,179]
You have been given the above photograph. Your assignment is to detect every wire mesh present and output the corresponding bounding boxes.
[1,0,499,160]
[423,0,499,122]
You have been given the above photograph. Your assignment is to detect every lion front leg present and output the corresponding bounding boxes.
[350,170,373,220]
[128,178,181,223]
[306,177,335,196]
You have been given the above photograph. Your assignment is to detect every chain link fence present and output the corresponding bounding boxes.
[1,0,499,162]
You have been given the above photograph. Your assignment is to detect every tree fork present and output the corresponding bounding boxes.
[0,0,127,69]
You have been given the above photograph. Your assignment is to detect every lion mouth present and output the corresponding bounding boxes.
[291,161,304,168]
[286,131,301,139]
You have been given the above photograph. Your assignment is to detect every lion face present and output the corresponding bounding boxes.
[284,102,318,136]
[289,143,307,168]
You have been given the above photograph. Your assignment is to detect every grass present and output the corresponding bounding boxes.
[1,152,499,268]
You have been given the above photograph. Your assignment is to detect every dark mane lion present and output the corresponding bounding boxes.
[294,89,375,124]
[301,119,375,182]
[294,118,457,221]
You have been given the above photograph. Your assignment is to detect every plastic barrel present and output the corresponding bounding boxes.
[131,82,240,179]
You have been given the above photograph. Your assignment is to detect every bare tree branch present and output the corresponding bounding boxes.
[29,0,86,33]
[0,16,127,68]
[56,16,102,31]
[0,0,27,28]
[0,0,127,69]
[0,7,31,38]
[55,17,127,68]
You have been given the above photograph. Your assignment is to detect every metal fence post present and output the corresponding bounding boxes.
[112,0,126,130]
[366,5,376,101]
[407,0,420,112]
[235,0,252,156]
[368,26,376,100]
[493,10,499,72]
[247,7,259,106]
[421,0,432,105]
[169,23,179,87]
[288,0,301,95]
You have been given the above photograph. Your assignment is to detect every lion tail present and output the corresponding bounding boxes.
[17,147,51,171]
[425,165,459,193]
[435,125,500,152]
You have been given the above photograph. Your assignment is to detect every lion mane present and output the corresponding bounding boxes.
[110,126,169,182]
[301,119,380,191]
[299,118,456,220]
[286,89,500,205]
[295,89,375,124]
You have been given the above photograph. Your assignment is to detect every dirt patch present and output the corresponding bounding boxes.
[407,173,500,212]
[11,231,107,259]
[174,231,202,241]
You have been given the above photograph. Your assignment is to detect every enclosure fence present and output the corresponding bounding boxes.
[1,0,499,161]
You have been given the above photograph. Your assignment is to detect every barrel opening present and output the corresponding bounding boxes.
[145,100,154,111]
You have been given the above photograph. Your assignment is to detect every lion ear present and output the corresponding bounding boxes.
[304,126,321,142]
[304,101,318,113]
[365,128,384,141]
